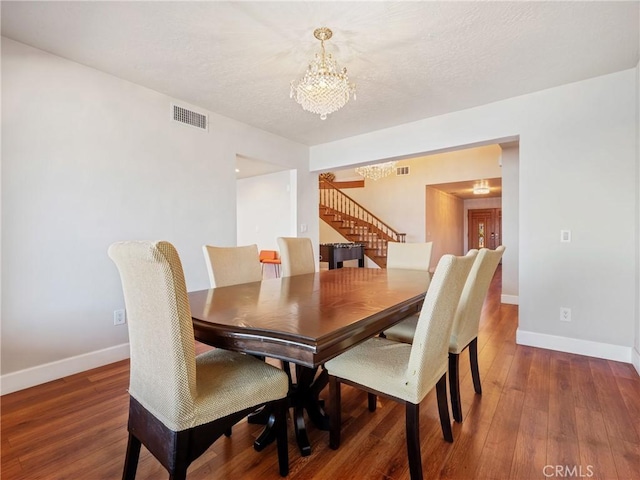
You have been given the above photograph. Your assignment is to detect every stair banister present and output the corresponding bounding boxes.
[319,179,406,243]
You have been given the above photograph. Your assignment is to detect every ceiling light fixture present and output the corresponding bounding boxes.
[473,180,490,195]
[355,161,397,181]
[290,27,356,120]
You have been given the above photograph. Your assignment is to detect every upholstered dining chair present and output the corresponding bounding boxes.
[386,241,433,271]
[325,252,476,480]
[109,241,289,480]
[380,242,433,341]
[202,244,262,288]
[277,237,315,277]
[385,246,505,423]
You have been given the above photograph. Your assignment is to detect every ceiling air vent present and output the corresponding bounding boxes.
[396,166,410,176]
[171,104,208,131]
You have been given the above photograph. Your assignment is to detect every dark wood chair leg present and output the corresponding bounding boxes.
[448,352,463,423]
[274,398,289,477]
[169,469,187,480]
[469,337,482,394]
[122,433,141,480]
[436,374,454,442]
[405,402,423,480]
[329,376,341,450]
[224,427,232,437]
[368,393,377,412]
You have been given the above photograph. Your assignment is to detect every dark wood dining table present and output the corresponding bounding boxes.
[189,267,431,456]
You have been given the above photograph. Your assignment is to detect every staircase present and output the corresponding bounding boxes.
[319,179,405,268]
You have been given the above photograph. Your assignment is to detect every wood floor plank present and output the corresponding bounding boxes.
[3,268,639,480]
[523,347,550,413]
[474,388,525,480]
[570,355,601,412]
[439,349,516,480]
[589,358,640,445]
[547,357,581,469]
[510,405,548,480]
[609,438,640,479]
[614,376,640,443]
[574,407,618,480]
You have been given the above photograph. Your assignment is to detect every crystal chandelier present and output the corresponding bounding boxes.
[355,161,397,181]
[290,27,356,120]
[473,179,491,195]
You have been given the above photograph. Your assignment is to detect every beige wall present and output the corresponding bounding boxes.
[425,187,464,271]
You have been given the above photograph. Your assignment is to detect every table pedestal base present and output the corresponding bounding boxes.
[253,365,329,456]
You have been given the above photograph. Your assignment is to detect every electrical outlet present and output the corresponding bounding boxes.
[560,307,571,322]
[114,309,126,326]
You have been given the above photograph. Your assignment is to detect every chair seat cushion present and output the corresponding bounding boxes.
[325,336,422,404]
[384,315,473,354]
[384,315,418,344]
[190,349,288,429]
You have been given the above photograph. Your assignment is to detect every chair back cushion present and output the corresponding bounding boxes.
[407,252,476,401]
[108,241,197,430]
[450,246,505,353]
[277,237,315,277]
[386,242,433,271]
[202,244,262,288]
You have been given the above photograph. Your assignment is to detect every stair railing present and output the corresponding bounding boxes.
[319,179,406,243]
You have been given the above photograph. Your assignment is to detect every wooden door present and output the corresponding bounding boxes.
[468,208,502,250]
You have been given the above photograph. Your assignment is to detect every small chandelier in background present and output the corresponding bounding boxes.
[290,27,356,120]
[355,161,397,181]
[473,179,491,195]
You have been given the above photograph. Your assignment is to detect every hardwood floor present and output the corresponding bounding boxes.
[2,269,639,479]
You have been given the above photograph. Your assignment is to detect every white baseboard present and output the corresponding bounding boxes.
[516,329,632,364]
[1,343,130,396]
[633,347,640,375]
[501,294,519,305]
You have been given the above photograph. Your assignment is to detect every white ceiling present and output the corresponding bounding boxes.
[2,1,638,146]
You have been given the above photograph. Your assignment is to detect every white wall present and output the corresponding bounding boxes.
[237,170,296,251]
[500,144,520,304]
[0,38,312,392]
[635,61,640,374]
[311,69,639,363]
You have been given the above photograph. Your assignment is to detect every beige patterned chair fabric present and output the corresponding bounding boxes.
[277,237,315,277]
[385,247,505,353]
[449,246,505,354]
[384,248,476,344]
[202,244,262,288]
[325,252,475,404]
[108,241,289,432]
[386,241,433,271]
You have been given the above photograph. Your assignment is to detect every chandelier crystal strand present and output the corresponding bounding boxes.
[354,161,397,181]
[291,27,356,120]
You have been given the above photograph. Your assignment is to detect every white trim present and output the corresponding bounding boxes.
[1,343,130,396]
[633,347,640,375]
[516,329,632,363]
[501,294,519,305]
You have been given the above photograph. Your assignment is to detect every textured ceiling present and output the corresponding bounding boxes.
[2,1,639,146]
